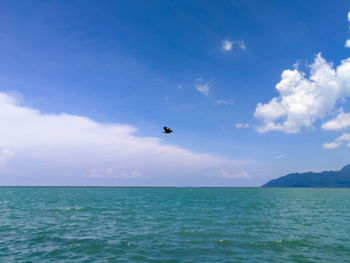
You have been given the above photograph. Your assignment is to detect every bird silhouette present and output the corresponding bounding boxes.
[163,127,173,134]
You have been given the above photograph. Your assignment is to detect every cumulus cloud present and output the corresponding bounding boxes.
[255,53,350,133]
[195,78,210,95]
[222,40,246,51]
[219,169,250,179]
[0,92,252,185]
[323,133,350,149]
[235,123,249,128]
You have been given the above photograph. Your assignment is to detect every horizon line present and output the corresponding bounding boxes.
[0,185,262,188]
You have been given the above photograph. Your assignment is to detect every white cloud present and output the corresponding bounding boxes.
[322,109,350,130]
[177,84,183,90]
[323,141,342,149]
[237,41,247,51]
[216,99,233,105]
[323,133,350,149]
[235,123,249,128]
[222,40,233,51]
[222,40,246,51]
[255,53,350,133]
[293,60,301,69]
[0,92,252,184]
[345,39,350,48]
[346,12,350,47]
[195,78,210,95]
[219,169,250,179]
[338,133,350,141]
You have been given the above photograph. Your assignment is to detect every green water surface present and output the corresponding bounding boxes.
[1,187,350,262]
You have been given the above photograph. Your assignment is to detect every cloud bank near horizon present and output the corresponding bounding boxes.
[0,92,251,185]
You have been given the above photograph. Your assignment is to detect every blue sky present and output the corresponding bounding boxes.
[1,0,350,186]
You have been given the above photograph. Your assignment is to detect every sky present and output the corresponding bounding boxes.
[1,0,350,186]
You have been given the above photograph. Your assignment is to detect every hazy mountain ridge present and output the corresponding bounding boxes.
[262,164,350,187]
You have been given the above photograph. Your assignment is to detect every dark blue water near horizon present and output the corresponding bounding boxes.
[1,187,350,262]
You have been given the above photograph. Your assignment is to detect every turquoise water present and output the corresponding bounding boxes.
[1,188,350,262]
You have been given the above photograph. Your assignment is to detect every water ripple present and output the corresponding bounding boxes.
[1,187,350,262]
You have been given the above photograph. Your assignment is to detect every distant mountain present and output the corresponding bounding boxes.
[262,164,350,187]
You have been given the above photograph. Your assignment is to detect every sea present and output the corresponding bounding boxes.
[1,187,350,262]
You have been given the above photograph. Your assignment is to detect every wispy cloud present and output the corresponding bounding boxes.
[345,11,350,47]
[345,39,350,48]
[216,99,233,105]
[237,41,246,50]
[90,168,147,179]
[219,169,250,179]
[274,154,285,160]
[235,123,249,128]
[222,39,246,51]
[195,78,210,95]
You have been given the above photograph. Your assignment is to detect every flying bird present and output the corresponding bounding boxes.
[163,127,173,134]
